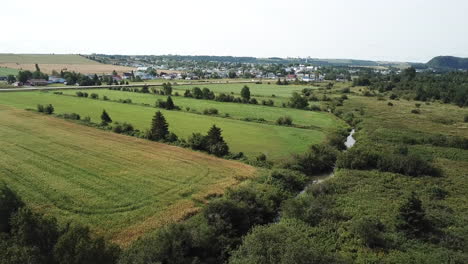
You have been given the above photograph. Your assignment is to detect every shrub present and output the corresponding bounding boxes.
[411,109,420,114]
[351,217,386,248]
[37,104,44,112]
[63,113,81,120]
[44,104,54,114]
[276,116,293,126]
[397,192,429,237]
[90,93,99,99]
[464,115,468,123]
[249,98,258,104]
[341,87,350,93]
[388,102,393,106]
[203,108,219,115]
[103,96,109,101]
[187,133,207,151]
[415,103,421,108]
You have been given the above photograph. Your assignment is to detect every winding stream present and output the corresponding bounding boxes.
[299,129,356,194]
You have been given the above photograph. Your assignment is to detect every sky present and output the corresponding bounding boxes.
[1,0,467,62]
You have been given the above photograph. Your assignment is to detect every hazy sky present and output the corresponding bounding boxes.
[2,0,467,62]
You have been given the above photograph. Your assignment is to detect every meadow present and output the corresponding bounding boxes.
[59,88,344,130]
[0,91,336,159]
[0,66,19,75]
[0,105,256,246]
[170,82,315,97]
[313,91,468,262]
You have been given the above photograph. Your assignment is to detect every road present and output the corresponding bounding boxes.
[0,80,258,92]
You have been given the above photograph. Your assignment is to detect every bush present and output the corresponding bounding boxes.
[411,109,420,114]
[464,115,468,123]
[283,144,339,175]
[229,220,339,264]
[90,93,99,99]
[44,104,54,114]
[350,217,386,248]
[187,133,207,151]
[203,108,219,115]
[37,104,44,112]
[276,116,293,126]
[63,113,81,120]
[103,96,109,101]
[388,102,393,106]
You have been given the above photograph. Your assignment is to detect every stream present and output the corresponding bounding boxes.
[298,129,356,195]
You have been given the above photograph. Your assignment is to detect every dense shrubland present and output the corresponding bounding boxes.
[0,185,120,264]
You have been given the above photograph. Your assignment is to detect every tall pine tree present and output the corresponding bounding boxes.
[206,125,229,156]
[397,192,428,237]
[166,96,175,110]
[149,111,169,141]
[101,110,112,125]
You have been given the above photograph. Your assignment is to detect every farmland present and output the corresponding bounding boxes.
[59,88,344,130]
[0,105,256,245]
[0,54,135,75]
[0,90,342,159]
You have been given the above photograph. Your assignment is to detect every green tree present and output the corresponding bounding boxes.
[35,63,41,72]
[53,225,120,264]
[240,85,251,101]
[0,185,24,233]
[205,125,229,156]
[288,92,308,109]
[149,111,169,141]
[229,220,338,264]
[192,87,203,99]
[163,83,172,95]
[397,192,428,237]
[101,110,112,125]
[44,104,54,115]
[17,70,33,83]
[165,96,175,110]
[6,75,16,84]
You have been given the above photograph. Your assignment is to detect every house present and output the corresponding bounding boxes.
[27,79,48,86]
[112,75,122,82]
[48,76,66,84]
[122,72,133,79]
[286,74,297,81]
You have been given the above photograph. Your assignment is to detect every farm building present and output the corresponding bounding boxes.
[27,79,48,86]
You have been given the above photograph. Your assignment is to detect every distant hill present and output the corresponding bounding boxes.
[427,56,468,70]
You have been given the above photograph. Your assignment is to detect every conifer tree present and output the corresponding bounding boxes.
[397,192,428,237]
[166,96,175,110]
[101,110,112,125]
[149,111,169,141]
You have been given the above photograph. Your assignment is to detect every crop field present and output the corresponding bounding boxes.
[0,91,338,159]
[59,89,344,130]
[0,66,19,75]
[0,54,135,75]
[0,105,256,246]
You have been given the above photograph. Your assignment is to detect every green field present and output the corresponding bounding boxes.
[0,67,19,75]
[60,89,343,130]
[171,83,315,97]
[0,91,341,159]
[318,93,468,262]
[0,105,256,246]
[0,54,99,64]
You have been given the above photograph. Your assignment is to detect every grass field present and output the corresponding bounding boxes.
[171,83,316,98]
[317,93,468,261]
[0,54,135,75]
[0,91,337,159]
[0,105,256,246]
[0,54,99,64]
[59,89,344,130]
[0,66,19,76]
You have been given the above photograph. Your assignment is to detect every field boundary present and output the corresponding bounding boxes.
[0,80,258,92]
